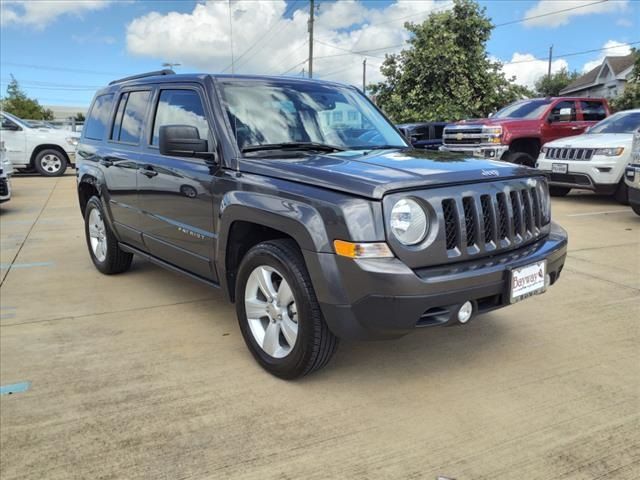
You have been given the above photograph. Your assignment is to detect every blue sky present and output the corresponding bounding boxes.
[0,0,637,108]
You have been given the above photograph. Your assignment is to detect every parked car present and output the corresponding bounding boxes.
[396,122,448,150]
[625,128,640,215]
[0,141,13,176]
[77,71,567,378]
[0,143,11,204]
[535,109,640,201]
[0,111,79,176]
[441,97,610,167]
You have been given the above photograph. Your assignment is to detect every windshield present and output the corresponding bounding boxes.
[588,111,640,134]
[493,99,552,120]
[218,80,407,152]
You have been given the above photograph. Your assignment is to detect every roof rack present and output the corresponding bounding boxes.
[108,69,175,85]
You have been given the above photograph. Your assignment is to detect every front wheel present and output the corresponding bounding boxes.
[550,186,571,197]
[84,197,133,274]
[631,203,640,216]
[236,239,338,379]
[614,181,629,205]
[504,151,535,167]
[34,149,67,177]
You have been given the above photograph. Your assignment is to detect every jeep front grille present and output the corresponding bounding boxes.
[441,183,544,255]
[545,147,594,160]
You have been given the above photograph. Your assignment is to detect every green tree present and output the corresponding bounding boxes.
[534,68,580,97]
[369,0,530,122]
[610,49,640,111]
[74,112,86,122]
[0,75,54,120]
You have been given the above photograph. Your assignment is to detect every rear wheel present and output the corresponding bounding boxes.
[631,204,640,216]
[84,196,133,274]
[614,181,629,205]
[34,149,67,177]
[236,239,338,379]
[550,186,571,197]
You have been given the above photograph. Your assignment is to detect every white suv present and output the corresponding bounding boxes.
[536,109,640,204]
[0,111,79,176]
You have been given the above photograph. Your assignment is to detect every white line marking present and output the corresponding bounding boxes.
[567,209,631,217]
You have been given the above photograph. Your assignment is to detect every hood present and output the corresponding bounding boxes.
[545,132,634,149]
[455,117,538,129]
[239,148,535,199]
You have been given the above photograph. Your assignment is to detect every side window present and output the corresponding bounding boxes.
[1,116,19,130]
[580,101,606,121]
[152,89,209,145]
[111,90,150,144]
[84,93,114,141]
[549,101,576,123]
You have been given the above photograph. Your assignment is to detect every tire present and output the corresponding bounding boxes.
[34,149,68,177]
[504,151,535,167]
[235,239,338,379]
[550,186,571,197]
[83,196,133,274]
[632,204,640,216]
[614,181,629,205]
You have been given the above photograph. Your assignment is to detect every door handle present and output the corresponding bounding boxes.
[100,158,114,167]
[139,166,158,178]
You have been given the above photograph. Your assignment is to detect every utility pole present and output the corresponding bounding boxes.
[547,45,553,82]
[362,58,367,94]
[308,0,314,78]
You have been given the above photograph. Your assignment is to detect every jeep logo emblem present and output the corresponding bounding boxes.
[481,169,500,177]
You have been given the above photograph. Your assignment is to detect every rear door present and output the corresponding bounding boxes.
[0,114,27,166]
[578,100,608,130]
[543,100,581,142]
[137,85,218,281]
[101,88,152,247]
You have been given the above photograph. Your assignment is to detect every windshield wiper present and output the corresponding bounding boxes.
[241,142,346,154]
[350,144,406,151]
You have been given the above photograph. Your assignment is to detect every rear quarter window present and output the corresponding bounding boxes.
[580,101,607,121]
[84,93,114,141]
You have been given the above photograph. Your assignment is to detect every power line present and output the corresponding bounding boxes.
[494,0,608,27]
[281,57,309,75]
[502,40,639,65]
[0,62,123,76]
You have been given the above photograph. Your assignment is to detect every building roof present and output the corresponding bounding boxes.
[560,53,636,95]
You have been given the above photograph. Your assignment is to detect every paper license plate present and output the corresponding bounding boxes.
[552,163,568,174]
[509,260,547,303]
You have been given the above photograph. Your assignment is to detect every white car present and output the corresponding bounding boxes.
[0,140,13,176]
[0,111,79,177]
[0,144,11,203]
[536,109,640,203]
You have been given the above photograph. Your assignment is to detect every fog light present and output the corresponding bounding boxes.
[458,301,473,324]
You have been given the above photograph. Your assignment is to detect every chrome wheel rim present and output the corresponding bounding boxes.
[88,208,107,262]
[40,154,62,173]
[244,265,298,359]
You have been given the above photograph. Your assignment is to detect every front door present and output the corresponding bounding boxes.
[137,86,218,281]
[543,100,581,142]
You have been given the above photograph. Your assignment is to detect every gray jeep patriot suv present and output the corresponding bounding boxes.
[77,70,568,378]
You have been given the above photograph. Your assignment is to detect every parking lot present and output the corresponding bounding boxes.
[0,174,638,479]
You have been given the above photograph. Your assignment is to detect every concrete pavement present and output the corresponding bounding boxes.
[1,175,639,479]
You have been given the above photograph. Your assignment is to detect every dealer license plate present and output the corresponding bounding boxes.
[552,163,568,174]
[509,260,547,304]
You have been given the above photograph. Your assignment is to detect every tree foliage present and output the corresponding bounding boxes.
[0,75,54,120]
[534,68,580,97]
[610,49,640,112]
[369,0,530,122]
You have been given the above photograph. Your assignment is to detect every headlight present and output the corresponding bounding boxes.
[540,146,548,154]
[482,125,502,144]
[594,147,624,156]
[66,137,79,147]
[536,180,551,223]
[390,198,428,245]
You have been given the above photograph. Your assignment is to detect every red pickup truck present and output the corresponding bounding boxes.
[441,97,610,166]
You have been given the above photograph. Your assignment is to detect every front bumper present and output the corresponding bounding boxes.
[625,164,640,208]
[536,156,625,193]
[305,222,568,340]
[440,144,509,159]
[0,176,11,203]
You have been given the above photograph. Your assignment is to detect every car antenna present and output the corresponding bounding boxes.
[228,0,241,178]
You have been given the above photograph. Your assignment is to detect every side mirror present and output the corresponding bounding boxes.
[1,122,21,131]
[159,125,214,159]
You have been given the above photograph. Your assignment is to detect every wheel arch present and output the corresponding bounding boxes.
[30,144,70,167]
[508,137,542,159]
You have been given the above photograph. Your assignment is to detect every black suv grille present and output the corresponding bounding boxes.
[441,184,544,254]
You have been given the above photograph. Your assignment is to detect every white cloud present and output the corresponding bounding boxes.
[125,0,452,87]
[582,40,632,72]
[523,0,628,28]
[0,0,112,28]
[616,18,633,27]
[500,53,569,88]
